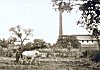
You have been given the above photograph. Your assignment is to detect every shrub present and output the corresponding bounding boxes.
[89,50,100,62]
[81,50,100,62]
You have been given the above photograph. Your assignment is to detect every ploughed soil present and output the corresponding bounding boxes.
[0,57,100,70]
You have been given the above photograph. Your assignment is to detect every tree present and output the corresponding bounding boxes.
[77,0,100,49]
[9,25,33,47]
[69,36,81,48]
[33,39,51,49]
[57,35,81,48]
[23,42,33,51]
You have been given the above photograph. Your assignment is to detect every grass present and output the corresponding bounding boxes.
[0,57,99,70]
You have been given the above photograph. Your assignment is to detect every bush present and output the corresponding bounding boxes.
[81,50,100,62]
[5,50,13,57]
[89,50,100,62]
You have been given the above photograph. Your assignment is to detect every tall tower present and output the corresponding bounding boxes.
[59,7,63,37]
[51,0,72,38]
[51,0,73,46]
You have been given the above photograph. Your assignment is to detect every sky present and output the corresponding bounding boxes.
[0,0,90,44]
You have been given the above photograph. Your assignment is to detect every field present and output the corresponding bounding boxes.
[0,57,100,70]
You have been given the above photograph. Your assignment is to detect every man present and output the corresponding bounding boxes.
[15,50,20,62]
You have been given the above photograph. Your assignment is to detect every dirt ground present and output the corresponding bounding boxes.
[0,57,100,70]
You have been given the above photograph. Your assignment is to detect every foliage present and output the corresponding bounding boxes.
[5,50,13,57]
[22,42,34,51]
[0,38,11,48]
[77,0,100,36]
[8,37,17,43]
[81,50,100,62]
[77,0,100,50]
[20,39,51,51]
[52,0,79,13]
[87,50,100,62]
[9,25,33,46]
[0,46,3,56]
[33,39,50,49]
[25,42,33,47]
[68,36,81,48]
[57,35,81,48]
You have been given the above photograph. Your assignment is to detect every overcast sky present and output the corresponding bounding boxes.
[0,0,89,44]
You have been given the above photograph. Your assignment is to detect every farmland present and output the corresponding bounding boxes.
[0,57,100,70]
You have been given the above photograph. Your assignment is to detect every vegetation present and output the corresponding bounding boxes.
[77,0,100,49]
[0,1,100,69]
[81,50,100,62]
[57,35,81,48]
[33,39,51,49]
[9,25,33,47]
[0,38,11,48]
[16,39,52,51]
[22,42,33,51]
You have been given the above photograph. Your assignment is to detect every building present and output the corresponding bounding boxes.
[57,34,100,51]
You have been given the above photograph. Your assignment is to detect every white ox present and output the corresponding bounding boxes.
[21,50,40,64]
